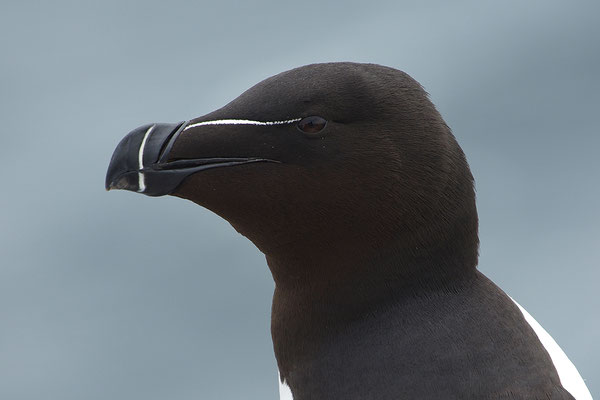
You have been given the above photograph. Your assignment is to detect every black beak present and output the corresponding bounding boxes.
[105,121,278,197]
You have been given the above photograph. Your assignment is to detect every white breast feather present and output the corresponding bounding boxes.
[275,300,592,400]
[511,297,592,399]
[278,372,294,400]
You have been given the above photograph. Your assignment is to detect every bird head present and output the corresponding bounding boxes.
[106,63,478,281]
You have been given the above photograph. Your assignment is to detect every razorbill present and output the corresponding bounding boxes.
[105,62,592,399]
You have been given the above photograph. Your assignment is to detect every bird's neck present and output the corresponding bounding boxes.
[267,234,477,384]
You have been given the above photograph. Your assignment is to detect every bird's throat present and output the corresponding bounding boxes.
[267,238,478,387]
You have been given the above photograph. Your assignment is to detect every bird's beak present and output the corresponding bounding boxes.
[105,121,279,197]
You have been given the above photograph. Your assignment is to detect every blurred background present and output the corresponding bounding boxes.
[1,0,598,398]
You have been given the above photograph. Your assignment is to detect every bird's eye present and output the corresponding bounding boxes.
[297,116,327,135]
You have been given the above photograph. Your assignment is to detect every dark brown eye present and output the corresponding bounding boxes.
[297,116,327,135]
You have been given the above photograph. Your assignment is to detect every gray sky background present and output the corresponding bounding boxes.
[1,1,598,398]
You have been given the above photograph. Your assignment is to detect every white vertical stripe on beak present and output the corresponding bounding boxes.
[137,125,154,193]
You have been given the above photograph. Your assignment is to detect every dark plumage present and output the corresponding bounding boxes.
[106,63,589,399]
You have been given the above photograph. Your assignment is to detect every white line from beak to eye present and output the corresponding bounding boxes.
[137,125,154,193]
[183,118,301,131]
